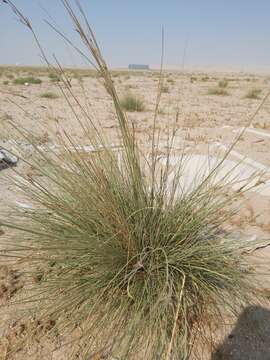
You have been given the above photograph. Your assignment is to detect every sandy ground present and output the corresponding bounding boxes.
[1,67,270,359]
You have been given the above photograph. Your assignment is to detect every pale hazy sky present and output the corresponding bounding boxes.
[1,0,270,72]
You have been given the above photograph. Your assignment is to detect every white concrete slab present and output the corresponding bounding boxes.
[159,152,270,197]
[211,142,268,172]
[233,127,270,139]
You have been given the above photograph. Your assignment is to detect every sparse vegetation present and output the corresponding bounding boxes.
[40,92,59,99]
[218,79,228,88]
[167,78,175,84]
[245,88,262,99]
[161,84,169,93]
[207,87,228,96]
[13,76,42,85]
[120,93,145,111]
[201,75,209,82]
[3,80,9,85]
[48,72,60,82]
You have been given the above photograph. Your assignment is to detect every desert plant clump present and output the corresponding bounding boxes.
[218,79,228,88]
[40,92,59,99]
[120,93,145,112]
[13,76,42,85]
[201,75,209,82]
[3,80,9,85]
[245,88,262,99]
[207,79,229,95]
[190,75,197,83]
[167,78,175,84]
[48,72,60,82]
[161,84,169,93]
[6,73,14,79]
[207,87,228,96]
[0,1,265,360]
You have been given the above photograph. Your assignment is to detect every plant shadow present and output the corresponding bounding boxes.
[212,305,270,360]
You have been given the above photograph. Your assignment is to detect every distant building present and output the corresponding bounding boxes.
[128,64,150,70]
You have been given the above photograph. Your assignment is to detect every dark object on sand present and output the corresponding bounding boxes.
[0,148,18,170]
[212,305,270,360]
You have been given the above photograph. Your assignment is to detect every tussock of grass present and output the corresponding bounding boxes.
[161,84,169,93]
[0,1,265,359]
[218,79,228,88]
[245,88,262,99]
[208,79,229,95]
[167,78,174,84]
[3,80,9,85]
[48,72,60,82]
[120,93,145,112]
[201,76,209,82]
[13,76,42,85]
[207,87,228,96]
[40,92,59,99]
